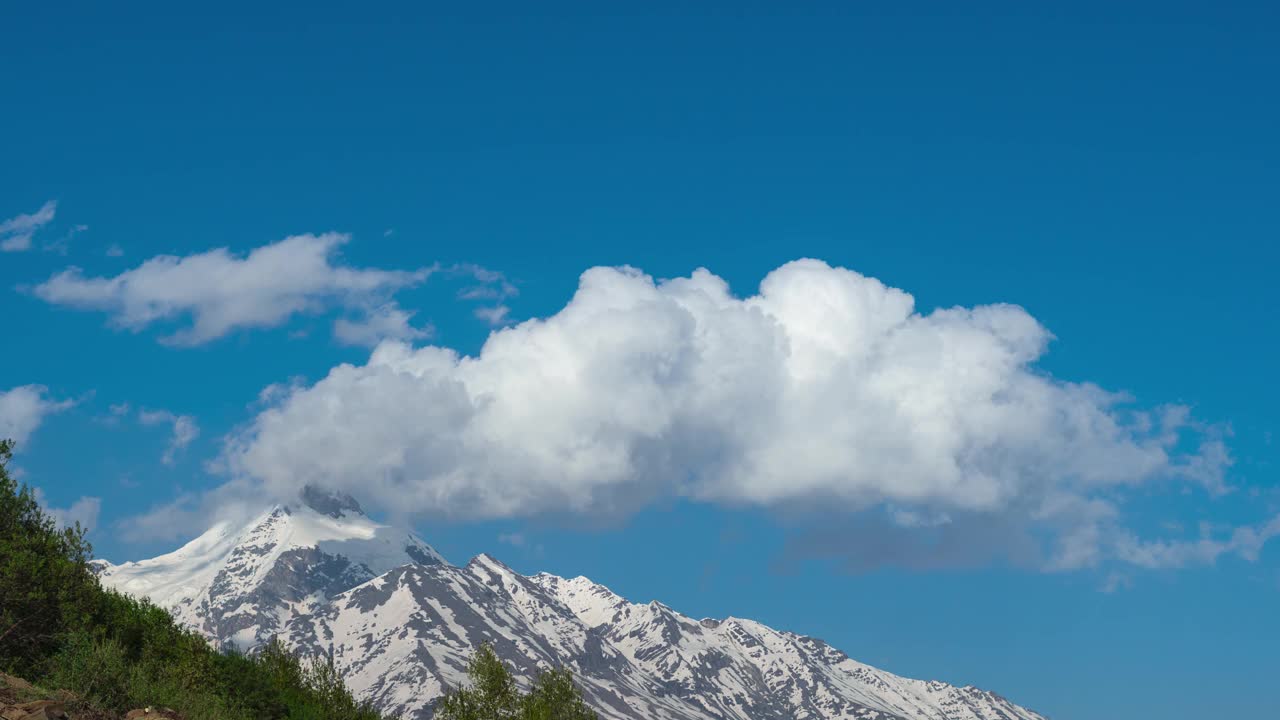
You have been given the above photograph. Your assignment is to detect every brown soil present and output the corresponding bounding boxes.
[0,674,125,720]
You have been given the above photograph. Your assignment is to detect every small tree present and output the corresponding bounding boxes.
[0,436,390,719]
[519,666,597,720]
[436,644,597,720]
[0,439,98,673]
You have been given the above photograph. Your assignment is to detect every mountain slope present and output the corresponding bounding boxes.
[95,489,442,649]
[278,556,709,720]
[96,494,1047,720]
[533,574,1043,720]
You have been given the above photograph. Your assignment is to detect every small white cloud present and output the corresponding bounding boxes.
[0,200,57,253]
[333,303,433,348]
[473,305,511,326]
[43,223,88,256]
[116,479,260,544]
[0,385,74,445]
[94,402,132,427]
[33,233,432,346]
[33,488,102,531]
[498,532,526,547]
[0,236,32,252]
[138,408,200,465]
[889,508,954,530]
[1100,572,1132,593]
[105,243,124,257]
[1115,515,1280,569]
[454,263,517,325]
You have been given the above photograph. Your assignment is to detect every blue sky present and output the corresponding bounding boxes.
[2,2,1278,718]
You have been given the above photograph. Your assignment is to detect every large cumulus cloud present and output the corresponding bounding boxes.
[224,259,1240,569]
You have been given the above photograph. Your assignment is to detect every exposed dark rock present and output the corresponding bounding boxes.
[299,485,364,519]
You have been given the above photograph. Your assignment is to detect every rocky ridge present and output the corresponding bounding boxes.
[96,490,1047,720]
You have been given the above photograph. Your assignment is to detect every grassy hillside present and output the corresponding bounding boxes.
[0,439,383,720]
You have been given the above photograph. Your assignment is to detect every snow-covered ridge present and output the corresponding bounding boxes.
[96,488,443,648]
[97,494,1047,720]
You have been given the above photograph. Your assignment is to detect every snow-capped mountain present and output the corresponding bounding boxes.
[94,487,443,649]
[96,490,1047,720]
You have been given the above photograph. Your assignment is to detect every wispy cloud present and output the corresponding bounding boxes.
[497,531,543,557]
[333,303,433,348]
[1100,572,1133,593]
[497,532,526,547]
[115,479,260,544]
[33,233,432,345]
[0,200,57,253]
[473,304,511,326]
[43,223,89,256]
[453,263,518,326]
[0,385,74,445]
[34,488,102,531]
[138,408,200,465]
[1115,516,1280,569]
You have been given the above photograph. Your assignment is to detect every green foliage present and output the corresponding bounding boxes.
[519,668,597,720]
[436,644,597,720]
[0,439,97,673]
[0,438,384,720]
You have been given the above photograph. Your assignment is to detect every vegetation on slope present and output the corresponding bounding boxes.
[0,438,600,720]
[0,439,379,720]
[436,644,597,720]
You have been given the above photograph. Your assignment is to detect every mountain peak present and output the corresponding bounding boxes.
[468,552,512,572]
[299,485,364,518]
[98,495,1046,720]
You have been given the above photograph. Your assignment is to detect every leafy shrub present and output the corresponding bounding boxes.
[42,633,133,710]
[0,439,383,720]
[1,438,599,719]
[435,644,597,720]
[0,440,97,673]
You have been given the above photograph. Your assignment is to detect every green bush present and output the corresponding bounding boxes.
[0,440,97,673]
[435,644,597,720]
[1,438,599,720]
[43,633,134,710]
[0,439,382,720]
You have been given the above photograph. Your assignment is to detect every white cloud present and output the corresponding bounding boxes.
[33,232,431,345]
[116,479,260,544]
[333,303,432,348]
[1,236,32,253]
[1100,572,1133,593]
[0,200,57,253]
[498,532,527,547]
[138,408,200,465]
[454,263,517,325]
[220,259,1240,570]
[455,263,517,300]
[34,488,102,531]
[1115,515,1280,569]
[44,223,88,256]
[0,385,73,445]
[473,304,511,326]
[105,243,124,257]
